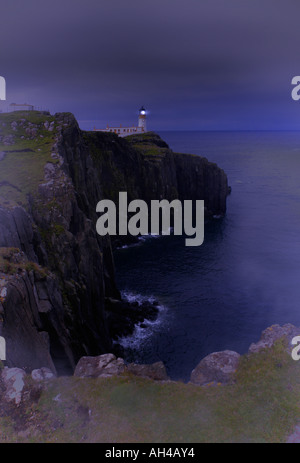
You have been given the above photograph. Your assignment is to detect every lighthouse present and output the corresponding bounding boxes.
[95,106,148,137]
[138,106,147,132]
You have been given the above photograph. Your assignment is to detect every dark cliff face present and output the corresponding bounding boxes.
[0,112,229,374]
[86,130,228,215]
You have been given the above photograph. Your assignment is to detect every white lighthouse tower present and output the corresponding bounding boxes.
[138,106,147,132]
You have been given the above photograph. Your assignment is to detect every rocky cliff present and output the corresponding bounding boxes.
[0,111,229,375]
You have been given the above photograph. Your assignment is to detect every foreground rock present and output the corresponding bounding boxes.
[0,366,56,407]
[1,367,26,405]
[74,353,169,381]
[31,367,56,382]
[190,350,240,386]
[190,323,300,387]
[248,323,300,354]
[74,354,126,378]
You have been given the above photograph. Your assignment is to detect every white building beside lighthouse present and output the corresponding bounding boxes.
[94,106,148,137]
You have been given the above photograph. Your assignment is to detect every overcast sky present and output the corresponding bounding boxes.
[1,0,300,130]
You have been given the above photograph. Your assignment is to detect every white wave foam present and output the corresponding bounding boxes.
[116,291,168,350]
[121,290,157,305]
[117,229,174,249]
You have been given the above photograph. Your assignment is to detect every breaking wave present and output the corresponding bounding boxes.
[117,229,174,249]
[116,291,168,351]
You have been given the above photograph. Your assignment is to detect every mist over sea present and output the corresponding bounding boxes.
[114,131,300,381]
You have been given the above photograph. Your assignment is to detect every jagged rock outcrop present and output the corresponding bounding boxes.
[189,323,300,386]
[73,353,169,381]
[0,111,229,374]
[74,353,126,378]
[104,296,159,339]
[248,323,300,354]
[0,207,38,262]
[0,264,60,375]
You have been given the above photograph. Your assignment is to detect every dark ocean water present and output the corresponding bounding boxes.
[113,131,300,381]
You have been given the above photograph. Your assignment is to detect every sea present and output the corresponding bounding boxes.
[113,131,300,381]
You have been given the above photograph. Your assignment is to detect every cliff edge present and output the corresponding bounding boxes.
[0,111,229,374]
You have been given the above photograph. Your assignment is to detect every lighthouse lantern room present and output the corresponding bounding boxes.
[138,106,147,132]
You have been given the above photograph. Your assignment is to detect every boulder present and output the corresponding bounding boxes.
[1,367,26,405]
[248,324,300,354]
[190,350,240,386]
[31,367,56,382]
[74,353,125,378]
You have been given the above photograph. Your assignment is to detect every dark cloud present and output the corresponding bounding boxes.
[1,0,300,129]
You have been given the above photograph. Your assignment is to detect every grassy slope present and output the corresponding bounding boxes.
[0,111,57,208]
[125,131,169,158]
[0,339,299,443]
